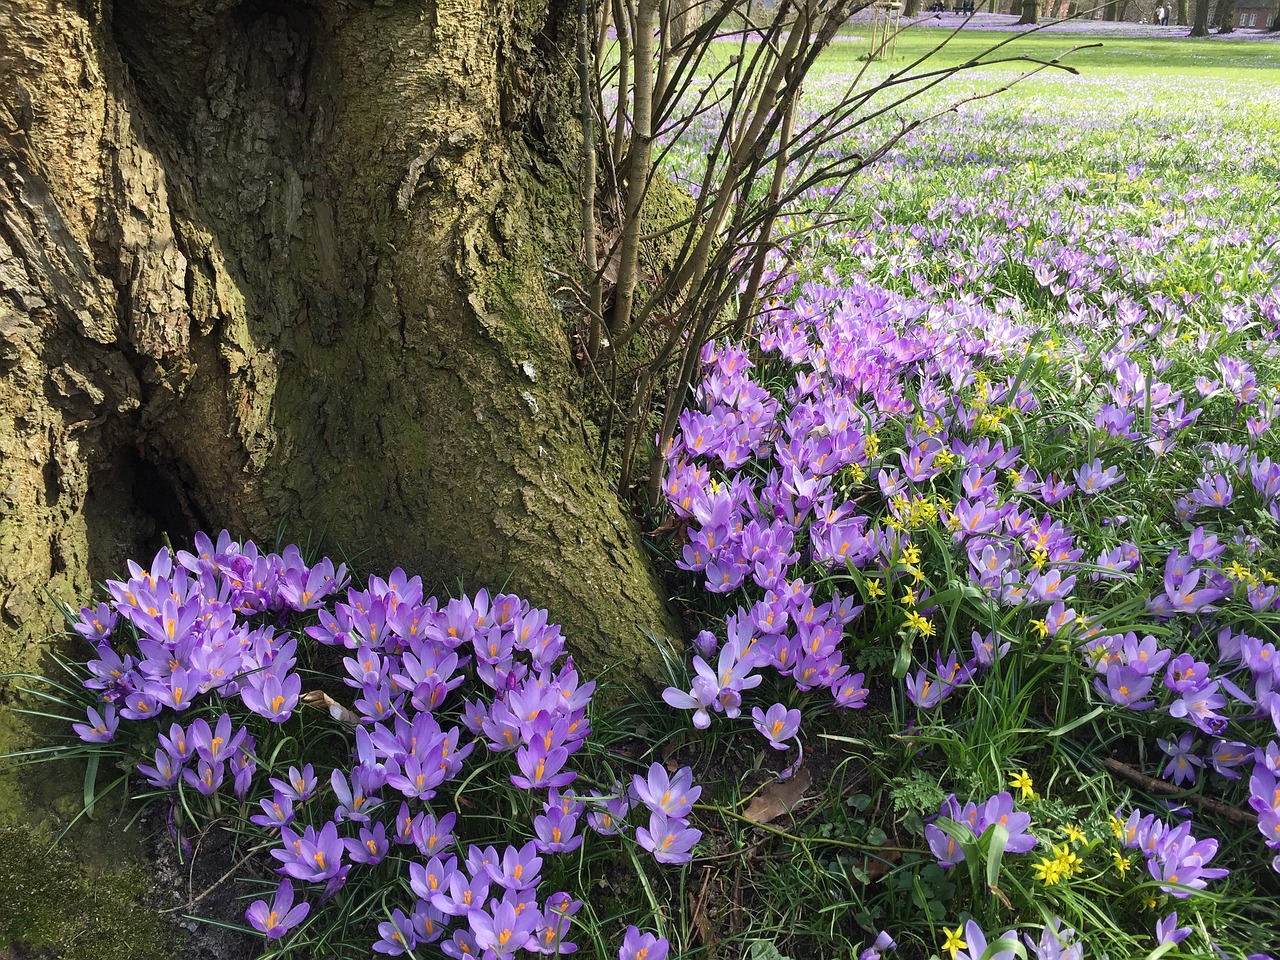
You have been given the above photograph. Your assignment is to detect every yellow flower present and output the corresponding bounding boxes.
[1142,893,1158,911]
[1030,619,1049,640]
[900,586,917,608]
[1062,824,1086,845]
[864,433,881,458]
[1112,850,1130,876]
[904,610,934,637]
[1032,855,1063,885]
[1226,560,1251,582]
[865,579,885,599]
[1053,843,1083,878]
[941,926,967,960]
[1030,547,1049,571]
[1109,815,1125,840]
[1009,769,1036,802]
[902,544,922,566]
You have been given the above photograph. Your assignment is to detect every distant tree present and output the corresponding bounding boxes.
[1176,0,1189,22]
[1215,0,1236,31]
[1190,0,1211,32]
[1018,0,1039,23]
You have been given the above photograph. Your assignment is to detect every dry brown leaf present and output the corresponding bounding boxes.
[743,768,812,825]
[302,689,359,725]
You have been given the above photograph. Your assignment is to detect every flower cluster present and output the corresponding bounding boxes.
[1118,810,1229,899]
[924,791,1036,869]
[70,532,695,957]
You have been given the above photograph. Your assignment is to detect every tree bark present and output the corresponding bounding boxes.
[1176,0,1189,23]
[1215,0,1236,31]
[0,0,681,685]
[1017,0,1039,23]
[1190,0,1211,32]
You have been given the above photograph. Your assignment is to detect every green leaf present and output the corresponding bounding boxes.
[984,823,1009,890]
[749,941,795,960]
[83,753,100,821]
[978,936,1027,960]
[1047,705,1103,737]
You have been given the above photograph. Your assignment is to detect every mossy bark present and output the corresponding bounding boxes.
[1,0,679,681]
[2,0,681,949]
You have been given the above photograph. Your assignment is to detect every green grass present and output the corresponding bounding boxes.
[820,28,1280,78]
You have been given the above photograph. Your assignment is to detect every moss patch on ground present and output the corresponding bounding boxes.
[0,821,178,960]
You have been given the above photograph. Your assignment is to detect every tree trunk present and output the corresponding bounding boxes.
[1190,0,1211,32]
[1176,0,1189,23]
[904,0,921,18]
[1017,0,1039,22]
[1215,0,1236,31]
[0,0,681,690]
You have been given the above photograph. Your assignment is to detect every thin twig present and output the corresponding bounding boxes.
[1099,756,1259,828]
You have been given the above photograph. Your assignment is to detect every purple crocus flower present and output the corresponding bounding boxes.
[585,787,630,836]
[137,746,184,789]
[72,704,118,743]
[534,805,583,854]
[752,704,802,750]
[245,878,310,939]
[1157,732,1202,787]
[955,920,1019,960]
[408,854,458,901]
[510,739,576,790]
[411,811,457,857]
[618,926,670,960]
[344,821,389,865]
[75,603,118,645]
[372,907,416,956]
[485,841,542,892]
[1023,917,1081,960]
[1073,458,1123,495]
[270,764,317,803]
[189,713,245,765]
[859,930,897,960]
[241,672,302,723]
[632,763,701,818]
[925,822,966,868]
[471,898,540,959]
[250,793,296,830]
[182,757,225,796]
[533,892,580,955]
[1156,912,1191,946]
[979,792,1037,852]
[1096,664,1156,711]
[272,821,345,882]
[636,811,701,864]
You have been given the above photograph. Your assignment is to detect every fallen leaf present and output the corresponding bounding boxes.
[743,768,812,825]
[302,690,359,725]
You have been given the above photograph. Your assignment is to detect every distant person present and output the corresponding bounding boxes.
[1155,3,1166,23]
